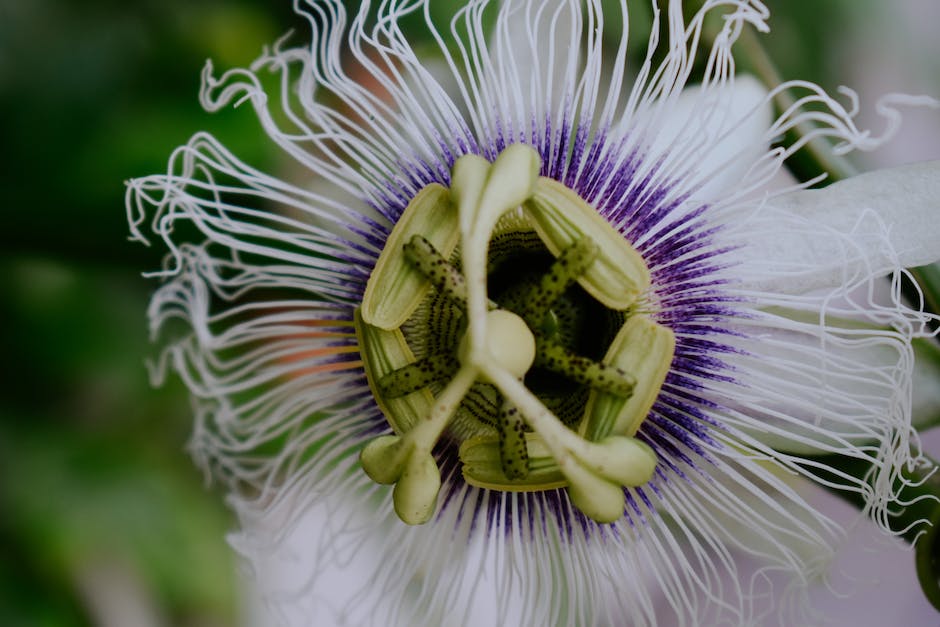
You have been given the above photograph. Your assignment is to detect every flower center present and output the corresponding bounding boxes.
[355,145,676,525]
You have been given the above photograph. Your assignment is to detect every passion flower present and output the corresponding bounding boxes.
[127,1,940,624]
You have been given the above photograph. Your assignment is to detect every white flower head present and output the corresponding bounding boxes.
[127,0,940,624]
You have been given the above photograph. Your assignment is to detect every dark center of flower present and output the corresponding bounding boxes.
[354,145,676,525]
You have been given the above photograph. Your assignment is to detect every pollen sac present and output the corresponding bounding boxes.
[459,433,567,491]
[361,184,458,330]
[524,177,651,311]
[393,450,442,525]
[581,315,676,441]
[355,309,434,434]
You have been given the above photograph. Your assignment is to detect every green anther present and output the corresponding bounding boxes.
[362,184,458,330]
[582,315,676,441]
[524,177,651,311]
[355,309,434,434]
[379,353,460,398]
[403,235,469,309]
[480,369,658,520]
[460,433,566,491]
[534,339,636,397]
[498,401,529,480]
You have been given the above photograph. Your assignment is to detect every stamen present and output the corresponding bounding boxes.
[484,367,657,523]
[582,315,676,440]
[356,144,675,524]
[524,177,651,310]
[361,184,459,330]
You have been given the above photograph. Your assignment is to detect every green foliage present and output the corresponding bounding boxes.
[0,1,297,623]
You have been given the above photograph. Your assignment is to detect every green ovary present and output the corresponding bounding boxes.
[355,145,675,525]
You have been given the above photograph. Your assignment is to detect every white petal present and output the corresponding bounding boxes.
[487,1,577,121]
[642,75,774,201]
[731,161,940,295]
[719,317,914,457]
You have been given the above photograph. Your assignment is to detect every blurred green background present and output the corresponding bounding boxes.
[1,1,936,625]
[0,2,301,625]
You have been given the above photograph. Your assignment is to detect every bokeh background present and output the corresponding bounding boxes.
[1,1,938,625]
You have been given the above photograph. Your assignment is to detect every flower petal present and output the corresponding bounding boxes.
[731,161,940,295]
[642,75,774,202]
[719,313,916,457]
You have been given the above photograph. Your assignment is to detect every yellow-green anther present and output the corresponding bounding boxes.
[534,339,636,397]
[582,315,676,441]
[459,433,566,491]
[393,453,442,525]
[498,400,529,480]
[563,458,626,524]
[361,184,458,330]
[516,236,599,330]
[483,366,658,523]
[355,309,434,434]
[378,353,460,398]
[574,435,657,487]
[403,234,469,309]
[360,434,410,485]
[524,177,650,310]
